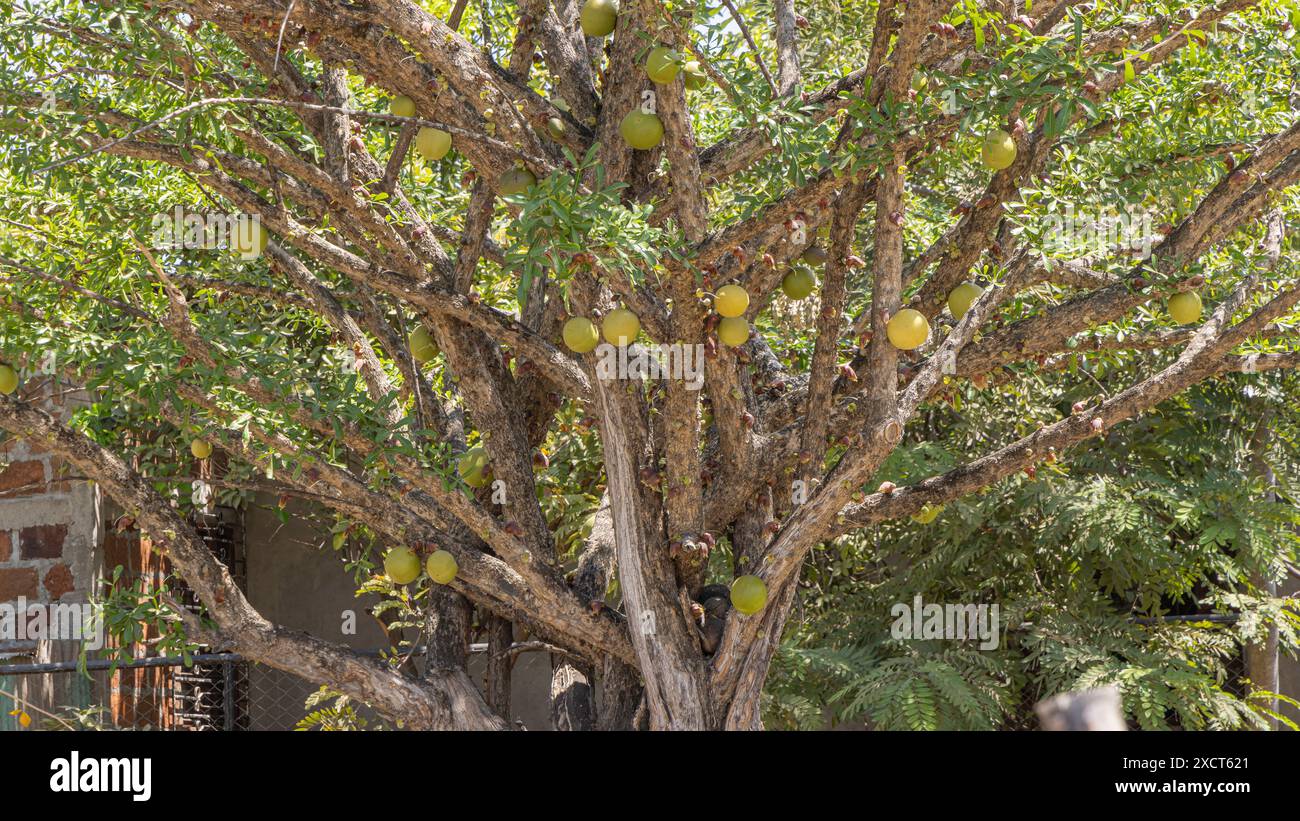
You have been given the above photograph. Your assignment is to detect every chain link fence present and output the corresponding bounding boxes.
[0,650,391,731]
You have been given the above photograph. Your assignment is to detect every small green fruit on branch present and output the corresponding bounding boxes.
[384,546,421,584]
[730,576,768,615]
[426,550,458,584]
[579,0,618,37]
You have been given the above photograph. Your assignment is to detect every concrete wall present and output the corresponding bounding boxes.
[241,495,554,729]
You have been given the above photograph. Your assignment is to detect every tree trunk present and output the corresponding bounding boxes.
[550,659,595,731]
[484,613,514,720]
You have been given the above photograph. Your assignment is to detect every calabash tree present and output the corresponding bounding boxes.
[1,0,1299,730]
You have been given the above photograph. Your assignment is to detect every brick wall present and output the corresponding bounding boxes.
[0,372,102,651]
[0,371,106,727]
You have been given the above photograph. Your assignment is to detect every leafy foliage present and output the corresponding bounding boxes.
[769,376,1300,730]
[1,0,1298,729]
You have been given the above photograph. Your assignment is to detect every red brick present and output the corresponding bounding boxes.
[0,459,45,497]
[43,564,75,600]
[0,530,10,561]
[0,568,38,601]
[48,456,69,478]
[19,523,67,559]
[47,456,74,493]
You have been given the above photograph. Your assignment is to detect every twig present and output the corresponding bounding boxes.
[381,123,416,194]
[0,255,153,320]
[271,0,299,74]
[37,97,552,174]
[489,640,583,664]
[720,0,778,97]
[0,686,79,731]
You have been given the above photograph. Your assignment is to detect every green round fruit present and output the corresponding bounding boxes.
[981,129,1017,170]
[730,575,767,615]
[602,308,641,346]
[384,547,421,585]
[620,109,664,150]
[579,0,618,37]
[409,326,439,364]
[717,316,750,347]
[498,167,537,196]
[683,60,707,90]
[190,438,213,460]
[910,71,928,93]
[562,317,601,353]
[801,245,829,266]
[425,549,458,585]
[886,308,930,350]
[414,127,451,161]
[1168,291,1202,324]
[714,284,749,318]
[947,282,984,321]
[458,446,490,489]
[390,95,416,118]
[230,218,268,260]
[781,267,817,300]
[545,117,567,141]
[646,46,681,84]
[0,364,17,396]
[911,504,943,525]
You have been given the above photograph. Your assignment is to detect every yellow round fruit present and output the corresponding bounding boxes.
[620,109,664,150]
[579,0,618,37]
[981,129,1017,170]
[1168,291,1202,325]
[384,547,421,585]
[730,575,767,615]
[415,127,451,161]
[0,364,17,395]
[390,95,416,118]
[562,317,601,353]
[598,307,639,345]
[409,325,439,364]
[458,446,490,489]
[601,308,641,346]
[230,218,268,260]
[545,117,567,141]
[911,504,943,525]
[781,267,817,300]
[425,549,458,585]
[646,46,681,84]
[714,284,749,318]
[683,60,707,90]
[886,308,930,350]
[717,316,750,347]
[190,439,213,460]
[947,282,984,321]
[498,167,537,197]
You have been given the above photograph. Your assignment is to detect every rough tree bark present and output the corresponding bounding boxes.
[1,0,1297,731]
